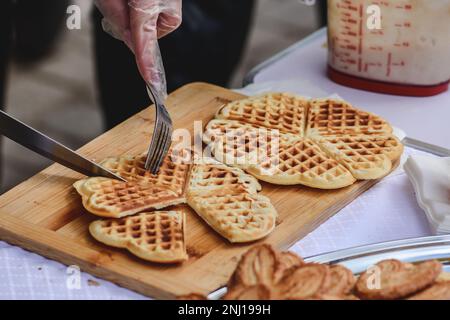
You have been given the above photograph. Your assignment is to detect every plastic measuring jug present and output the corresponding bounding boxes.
[327,0,450,96]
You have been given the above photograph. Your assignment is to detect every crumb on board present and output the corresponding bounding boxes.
[88,279,100,287]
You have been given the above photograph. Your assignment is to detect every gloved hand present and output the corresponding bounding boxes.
[95,0,182,95]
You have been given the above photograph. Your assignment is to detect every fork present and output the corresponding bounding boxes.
[144,83,173,174]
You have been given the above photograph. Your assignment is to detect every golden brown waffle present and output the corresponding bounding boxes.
[100,149,191,197]
[204,119,297,171]
[89,210,187,263]
[204,121,355,189]
[187,159,261,196]
[205,93,403,189]
[188,193,277,243]
[74,177,185,218]
[216,92,308,135]
[307,98,392,136]
[187,162,277,243]
[245,138,356,189]
[313,134,404,180]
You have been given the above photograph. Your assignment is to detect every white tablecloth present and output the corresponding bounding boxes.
[0,147,432,299]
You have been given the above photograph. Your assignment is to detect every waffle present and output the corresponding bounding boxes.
[100,149,191,197]
[187,162,277,243]
[205,93,403,189]
[204,119,355,189]
[215,92,308,136]
[187,159,261,197]
[307,98,392,136]
[245,138,356,188]
[314,134,404,180]
[204,119,296,171]
[74,177,185,218]
[89,210,187,263]
[188,191,277,243]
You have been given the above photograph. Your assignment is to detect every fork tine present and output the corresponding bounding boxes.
[145,117,163,170]
[144,82,173,173]
[152,125,172,173]
[155,124,172,170]
[147,132,164,171]
[151,122,171,173]
[148,116,167,168]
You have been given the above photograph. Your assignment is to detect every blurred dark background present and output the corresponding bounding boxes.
[0,0,324,193]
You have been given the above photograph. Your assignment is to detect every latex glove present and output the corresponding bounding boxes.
[95,0,182,96]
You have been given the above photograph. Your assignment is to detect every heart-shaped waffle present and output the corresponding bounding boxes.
[100,149,191,197]
[307,98,392,136]
[216,92,308,135]
[205,93,403,189]
[89,210,187,263]
[74,177,185,218]
[187,161,277,243]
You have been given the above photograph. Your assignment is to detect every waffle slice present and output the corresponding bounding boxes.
[188,192,277,243]
[187,159,261,197]
[216,92,308,136]
[74,177,185,218]
[187,162,277,243]
[313,134,404,180]
[100,148,191,197]
[89,210,187,263]
[204,119,355,189]
[307,98,392,136]
[245,138,355,189]
[204,119,297,170]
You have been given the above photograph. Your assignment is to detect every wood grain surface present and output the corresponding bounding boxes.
[0,83,385,299]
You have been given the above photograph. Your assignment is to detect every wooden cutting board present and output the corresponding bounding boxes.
[0,83,384,299]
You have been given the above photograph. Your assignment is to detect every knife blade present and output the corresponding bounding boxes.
[0,110,126,181]
[403,137,450,157]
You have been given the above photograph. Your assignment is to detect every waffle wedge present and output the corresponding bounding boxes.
[74,177,185,218]
[244,138,356,189]
[216,92,308,136]
[313,134,404,180]
[307,98,392,136]
[204,119,298,171]
[187,158,262,196]
[187,162,277,243]
[89,210,187,263]
[204,120,355,189]
[100,149,191,197]
[206,93,403,188]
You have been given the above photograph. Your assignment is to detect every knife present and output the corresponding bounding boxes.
[0,110,126,181]
[403,137,450,157]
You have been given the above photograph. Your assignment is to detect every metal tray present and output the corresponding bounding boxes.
[305,235,450,274]
[208,235,450,299]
